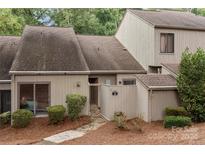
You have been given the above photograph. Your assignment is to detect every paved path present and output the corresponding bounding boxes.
[35,117,106,144]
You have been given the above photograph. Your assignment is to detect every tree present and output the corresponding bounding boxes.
[177,48,205,122]
[0,9,24,35]
[50,9,125,35]
[0,9,51,35]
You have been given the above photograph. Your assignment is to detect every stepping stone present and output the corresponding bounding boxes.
[44,130,85,144]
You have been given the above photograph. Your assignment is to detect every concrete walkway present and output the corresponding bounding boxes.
[35,117,106,144]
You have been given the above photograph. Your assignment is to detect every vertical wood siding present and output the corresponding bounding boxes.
[116,11,155,70]
[155,28,205,65]
[100,85,138,120]
[150,90,180,121]
[11,75,90,115]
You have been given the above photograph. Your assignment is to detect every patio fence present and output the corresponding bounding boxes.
[100,84,137,120]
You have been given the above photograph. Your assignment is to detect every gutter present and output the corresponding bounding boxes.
[148,86,177,90]
[0,80,11,83]
[9,70,147,75]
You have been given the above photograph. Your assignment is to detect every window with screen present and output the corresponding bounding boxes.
[160,33,174,53]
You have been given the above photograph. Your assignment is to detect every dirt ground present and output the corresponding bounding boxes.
[0,116,91,145]
[62,120,205,145]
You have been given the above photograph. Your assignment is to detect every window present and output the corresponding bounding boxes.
[123,79,136,85]
[160,33,174,53]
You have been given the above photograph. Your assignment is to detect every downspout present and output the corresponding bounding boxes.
[148,89,153,122]
[11,74,15,125]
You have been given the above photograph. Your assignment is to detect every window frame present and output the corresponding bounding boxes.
[160,33,174,54]
[122,79,136,85]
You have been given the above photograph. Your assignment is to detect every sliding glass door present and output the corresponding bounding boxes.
[19,83,50,115]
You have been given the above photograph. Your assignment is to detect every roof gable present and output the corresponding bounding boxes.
[10,26,89,72]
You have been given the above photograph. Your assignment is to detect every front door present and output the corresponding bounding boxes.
[0,90,11,113]
[89,78,98,105]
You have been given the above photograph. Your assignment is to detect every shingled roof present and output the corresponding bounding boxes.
[136,74,177,90]
[0,36,20,80]
[8,25,145,75]
[129,9,205,31]
[77,35,145,73]
[161,63,180,76]
[10,26,89,72]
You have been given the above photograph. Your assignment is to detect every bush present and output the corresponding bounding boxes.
[12,109,33,128]
[165,107,189,116]
[113,112,127,129]
[164,116,192,128]
[47,105,66,124]
[66,94,87,121]
[177,48,205,122]
[0,111,11,126]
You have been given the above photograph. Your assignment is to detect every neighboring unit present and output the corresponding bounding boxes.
[116,9,205,73]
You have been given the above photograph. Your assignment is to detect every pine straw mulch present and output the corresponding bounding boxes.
[62,119,205,145]
[0,116,91,145]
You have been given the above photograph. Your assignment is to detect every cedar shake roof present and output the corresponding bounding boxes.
[0,36,20,80]
[77,35,146,73]
[129,9,205,31]
[10,26,89,72]
[161,63,180,75]
[136,74,176,89]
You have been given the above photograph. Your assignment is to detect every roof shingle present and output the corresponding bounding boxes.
[129,9,205,31]
[0,36,20,80]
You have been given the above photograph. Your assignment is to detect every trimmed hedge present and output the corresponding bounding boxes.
[165,107,189,116]
[0,111,11,126]
[164,116,192,128]
[66,94,86,121]
[47,105,66,124]
[12,109,33,128]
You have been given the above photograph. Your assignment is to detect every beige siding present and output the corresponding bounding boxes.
[100,85,138,120]
[135,79,149,122]
[0,83,11,90]
[150,90,180,121]
[11,75,90,115]
[116,11,155,70]
[155,28,205,65]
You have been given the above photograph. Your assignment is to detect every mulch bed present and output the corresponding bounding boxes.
[62,120,205,145]
[0,116,91,145]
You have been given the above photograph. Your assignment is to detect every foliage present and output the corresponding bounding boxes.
[165,107,189,116]
[0,9,51,35]
[47,105,66,124]
[0,111,11,126]
[177,48,205,122]
[113,112,127,129]
[164,116,192,128]
[66,94,87,121]
[50,9,125,35]
[12,109,33,128]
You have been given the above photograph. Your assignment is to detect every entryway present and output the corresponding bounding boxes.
[0,90,11,113]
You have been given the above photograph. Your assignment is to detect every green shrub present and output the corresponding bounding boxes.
[66,94,86,121]
[12,109,33,128]
[165,107,189,116]
[177,48,205,122]
[47,105,66,124]
[113,112,127,129]
[164,116,192,128]
[0,111,11,126]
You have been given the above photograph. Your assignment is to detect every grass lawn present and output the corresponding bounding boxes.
[62,120,205,145]
[0,116,91,145]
